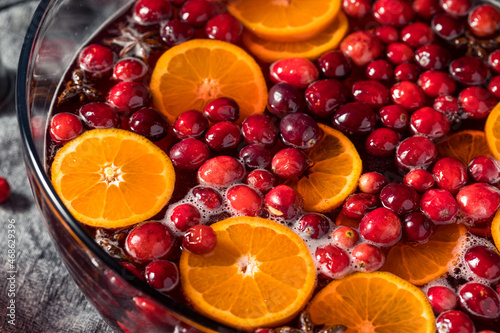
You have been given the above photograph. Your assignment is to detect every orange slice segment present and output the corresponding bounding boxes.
[491,209,500,251]
[436,130,491,166]
[485,102,500,161]
[179,216,316,331]
[242,11,349,63]
[150,39,267,124]
[286,123,362,213]
[382,223,467,285]
[227,0,342,42]
[51,129,175,228]
[308,272,435,333]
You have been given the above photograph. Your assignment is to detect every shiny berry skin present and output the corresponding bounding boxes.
[169,138,210,170]
[433,157,468,194]
[414,44,451,71]
[359,207,402,247]
[204,121,241,151]
[352,80,389,109]
[449,56,490,86]
[358,172,388,194]
[342,0,372,18]
[107,82,150,116]
[79,102,120,129]
[351,243,385,272]
[488,75,500,99]
[390,81,426,111]
[144,260,179,292]
[125,222,174,262]
[386,43,414,65]
[133,0,172,25]
[380,183,420,216]
[226,184,263,217]
[431,13,465,40]
[246,169,276,194]
[332,102,377,136]
[372,0,415,27]
[402,212,433,243]
[280,113,322,149]
[418,71,456,98]
[78,44,114,75]
[160,19,194,46]
[205,13,243,43]
[269,57,319,89]
[297,213,331,239]
[317,50,352,80]
[457,183,500,224]
[433,95,460,117]
[413,0,442,19]
[265,185,303,220]
[468,155,500,184]
[404,169,435,193]
[173,110,208,139]
[459,86,498,120]
[129,107,169,141]
[271,148,309,179]
[373,25,399,44]
[365,128,399,157]
[410,107,451,140]
[170,203,201,232]
[394,62,421,82]
[396,136,437,170]
[239,144,272,169]
[427,285,458,313]
[378,104,409,131]
[113,57,148,82]
[458,282,500,320]
[340,31,383,67]
[0,178,10,203]
[197,156,244,187]
[435,310,475,333]
[332,226,359,248]
[440,0,471,16]
[420,188,458,224]
[464,246,500,283]
[241,114,278,148]
[203,97,240,123]
[49,112,83,144]
[315,244,351,279]
[179,0,216,27]
[489,50,500,74]
[267,82,305,118]
[191,186,222,210]
[182,225,217,255]
[342,193,379,219]
[366,59,393,81]
[401,22,435,49]
[305,79,349,118]
[468,4,500,38]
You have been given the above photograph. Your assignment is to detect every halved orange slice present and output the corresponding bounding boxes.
[485,102,500,161]
[491,209,500,251]
[51,129,175,228]
[179,216,316,331]
[436,130,491,166]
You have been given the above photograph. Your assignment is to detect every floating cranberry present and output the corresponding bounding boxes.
[239,144,272,169]
[342,193,379,219]
[169,138,210,170]
[351,243,385,272]
[414,44,451,71]
[352,80,389,108]
[125,222,174,262]
[267,82,305,118]
[226,184,263,217]
[449,56,490,86]
[366,59,393,81]
[420,188,458,224]
[413,0,442,19]
[380,183,420,216]
[332,226,359,248]
[468,155,500,184]
[365,128,399,157]
[179,0,216,27]
[317,50,352,80]
[107,82,150,116]
[113,58,148,82]
[204,121,241,151]
[315,244,351,279]
[297,213,331,240]
[342,0,372,17]
[464,246,500,283]
[488,75,500,99]
[160,19,195,46]
[79,102,120,129]
[427,285,458,313]
[133,0,172,25]
[410,107,451,140]
[440,0,471,16]
[418,71,456,98]
[203,97,240,123]
[468,4,500,38]
[403,212,433,243]
[390,81,426,111]
[401,22,435,49]
[246,169,276,194]
[374,25,399,44]
[435,310,475,333]
[396,136,437,170]
[433,95,460,117]
[129,107,169,141]
[182,225,217,255]
[197,156,244,187]
[0,178,10,203]
[433,157,468,194]
[372,0,415,27]
[358,172,388,194]
[205,13,243,43]
[394,63,421,82]
[241,114,278,148]
[305,79,349,118]
[332,102,377,135]
[144,260,179,292]
[173,110,208,139]
[431,13,465,40]
[280,113,323,149]
[378,104,409,131]
[404,169,435,193]
[170,203,201,232]
[269,57,319,89]
[456,183,500,224]
[340,31,383,67]
[459,86,498,120]
[489,50,500,74]
[78,44,114,76]
[121,262,145,281]
[265,185,303,220]
[191,186,222,210]
[359,207,402,247]
[271,148,309,179]
[458,282,500,320]
[386,43,414,65]
[49,112,83,144]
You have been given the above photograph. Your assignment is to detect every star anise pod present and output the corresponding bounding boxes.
[104,24,162,62]
[274,312,346,333]
[452,30,500,60]
[57,69,103,106]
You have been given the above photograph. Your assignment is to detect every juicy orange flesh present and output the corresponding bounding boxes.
[485,103,500,161]
[436,130,491,166]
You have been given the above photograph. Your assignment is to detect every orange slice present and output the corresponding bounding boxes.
[179,216,316,331]
[382,223,467,285]
[286,123,362,213]
[242,11,349,63]
[51,129,175,228]
[150,39,267,124]
[436,130,491,166]
[227,0,342,42]
[485,102,500,161]
[308,272,435,333]
[492,209,500,251]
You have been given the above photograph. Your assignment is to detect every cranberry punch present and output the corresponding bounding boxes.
[18,0,500,332]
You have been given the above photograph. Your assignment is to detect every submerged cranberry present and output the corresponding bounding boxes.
[205,13,243,43]
[332,226,359,248]
[239,144,272,169]
[280,113,322,149]
[358,172,388,194]
[359,207,402,247]
[125,222,174,262]
[374,25,399,44]
[241,114,278,148]
[340,31,383,67]
[173,110,208,139]
[456,183,500,224]
[366,59,393,81]
[403,212,433,243]
[78,44,114,76]
[427,285,458,313]
[191,186,222,210]
[468,155,500,184]
[179,0,216,27]
[432,13,465,40]
[297,213,331,239]
[79,102,120,129]
[197,156,244,187]
[435,310,475,333]
[401,22,435,48]
[265,185,303,220]
[394,62,421,82]
[305,79,349,118]
[246,169,276,194]
[449,56,490,86]
[160,19,194,46]
[269,57,319,89]
[271,148,309,179]
[458,282,500,320]
[386,43,414,65]
[107,82,150,116]
[169,138,210,170]
[49,112,83,144]
[468,4,500,38]
[365,128,399,157]
[441,0,471,16]
[182,225,217,255]
[380,183,420,216]
[396,136,437,170]
[420,188,458,224]
[129,107,169,141]
[378,104,409,131]
[410,107,450,140]
[113,58,148,82]
[372,0,415,27]
[489,50,500,74]
[433,157,468,194]
[418,71,456,98]
[413,0,442,19]
[203,97,240,123]
[144,260,179,292]
[390,81,426,111]
[204,121,241,151]
[351,243,385,272]
[316,244,351,279]
[489,76,500,99]
[404,169,435,193]
[459,86,498,120]
[268,82,305,118]
[414,45,451,71]
[464,246,500,283]
[352,80,389,109]
[133,0,172,25]
[170,203,201,232]
[317,51,352,80]
[342,0,372,17]
[433,95,460,117]
[226,184,263,217]
[332,102,377,136]
[342,193,379,219]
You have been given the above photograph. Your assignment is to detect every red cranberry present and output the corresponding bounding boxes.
[241,114,278,148]
[170,203,201,232]
[433,95,460,117]
[79,102,119,129]
[468,155,500,184]
[78,44,114,76]
[372,0,415,27]
[420,188,458,224]
[125,222,174,262]
[359,172,388,194]
[432,13,465,40]
[386,43,414,65]
[459,86,498,120]
[394,62,421,82]
[203,97,239,123]
[440,0,471,16]
[427,285,458,313]
[317,51,352,80]
[351,243,385,272]
[404,169,435,193]
[332,226,359,248]
[297,213,331,239]
[403,212,433,243]
[433,157,468,194]
[305,79,349,118]
[49,112,83,144]
[271,148,309,179]
[418,71,456,98]
[107,82,150,116]
[373,25,399,44]
[182,225,217,255]
[197,156,244,187]
[449,56,490,86]
[457,183,500,224]
[464,246,500,283]
[169,138,210,170]
[173,110,208,139]
[265,185,303,220]
[413,0,442,19]
[179,0,216,27]
[489,50,500,74]
[401,22,435,49]
[280,113,323,149]
[129,107,169,141]
[226,184,263,217]
[269,57,319,89]
[205,13,243,43]
[0,178,10,203]
[468,4,500,38]
[239,144,272,169]
[436,310,475,333]
[144,260,179,292]
[458,282,500,320]
[340,31,383,67]
[366,59,393,81]
[488,75,500,99]
[113,58,147,82]
[191,186,222,210]
[342,0,372,18]
[414,44,451,71]
[204,121,241,151]
[378,104,409,131]
[133,0,172,25]
[410,106,451,140]
[396,136,437,170]
[390,81,426,111]
[246,169,276,194]
[160,19,194,46]
[315,244,351,279]
[342,193,379,219]
[365,128,399,157]
[380,183,420,216]
[267,82,305,118]
[352,80,389,108]
[332,102,377,135]
[121,262,145,281]
[359,207,402,247]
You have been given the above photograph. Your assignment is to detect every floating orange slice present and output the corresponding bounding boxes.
[51,129,175,228]
[150,39,267,124]
[286,123,362,213]
[242,11,349,63]
[382,223,467,285]
[436,130,491,166]
[179,216,316,331]
[492,209,500,251]
[227,0,342,42]
[308,272,435,333]
[485,102,500,161]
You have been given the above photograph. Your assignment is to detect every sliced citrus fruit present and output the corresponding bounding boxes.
[492,209,500,251]
[382,223,467,285]
[308,271,435,333]
[179,216,316,331]
[485,102,500,161]
[436,130,491,166]
[242,11,348,63]
[150,39,267,124]
[227,0,342,42]
[285,123,362,213]
[51,129,175,228]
